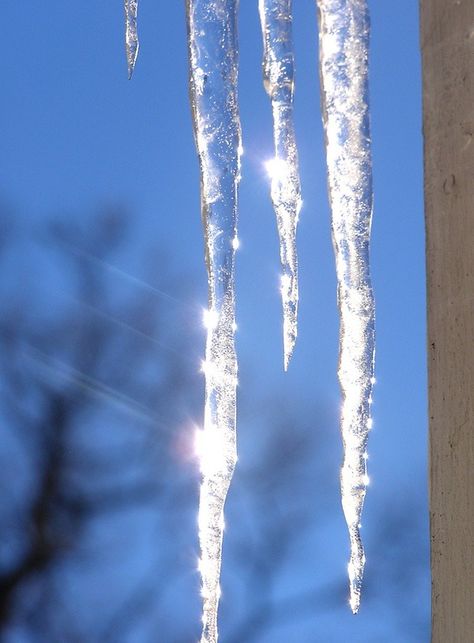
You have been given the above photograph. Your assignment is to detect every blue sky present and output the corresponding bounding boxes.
[2,2,427,641]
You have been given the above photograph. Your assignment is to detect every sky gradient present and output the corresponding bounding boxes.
[2,2,428,641]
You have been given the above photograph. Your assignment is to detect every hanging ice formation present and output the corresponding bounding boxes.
[317,0,375,614]
[124,0,139,79]
[259,0,302,370]
[186,1,242,641]
[123,0,375,627]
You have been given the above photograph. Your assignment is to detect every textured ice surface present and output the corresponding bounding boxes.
[259,0,302,369]
[125,0,139,79]
[317,0,375,614]
[186,1,242,641]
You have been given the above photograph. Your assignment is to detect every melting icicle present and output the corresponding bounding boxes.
[186,1,242,641]
[316,0,375,613]
[124,0,139,79]
[259,0,302,370]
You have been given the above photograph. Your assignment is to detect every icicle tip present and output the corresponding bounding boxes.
[350,596,360,615]
[126,42,139,80]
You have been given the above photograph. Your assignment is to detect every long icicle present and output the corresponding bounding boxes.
[259,0,302,370]
[186,1,242,641]
[124,0,139,79]
[316,0,375,613]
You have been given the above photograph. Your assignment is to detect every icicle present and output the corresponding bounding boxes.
[186,1,242,641]
[124,0,139,79]
[316,0,375,613]
[259,0,302,370]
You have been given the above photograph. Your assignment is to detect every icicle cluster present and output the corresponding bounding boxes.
[186,1,242,642]
[124,0,139,79]
[124,0,376,629]
[317,0,375,614]
[259,0,302,369]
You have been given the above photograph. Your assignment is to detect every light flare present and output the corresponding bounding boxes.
[265,157,290,182]
[202,308,219,330]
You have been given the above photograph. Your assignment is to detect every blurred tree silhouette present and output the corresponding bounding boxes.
[0,209,201,641]
[0,207,428,642]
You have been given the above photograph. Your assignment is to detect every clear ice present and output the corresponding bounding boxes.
[316,0,375,613]
[124,0,139,79]
[259,0,302,370]
[186,1,242,641]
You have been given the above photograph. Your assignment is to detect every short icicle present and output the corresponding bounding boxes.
[316,0,375,613]
[186,1,242,641]
[259,0,302,370]
[124,0,139,79]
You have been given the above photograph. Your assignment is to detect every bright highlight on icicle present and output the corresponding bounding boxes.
[124,0,139,79]
[259,0,302,370]
[316,0,375,613]
[186,1,242,641]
